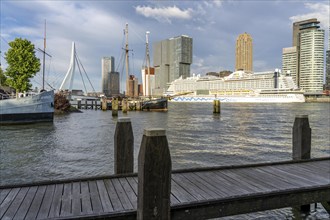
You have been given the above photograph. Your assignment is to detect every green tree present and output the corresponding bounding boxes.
[0,67,7,86]
[4,38,40,93]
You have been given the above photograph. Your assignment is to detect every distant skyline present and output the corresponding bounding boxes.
[1,0,329,92]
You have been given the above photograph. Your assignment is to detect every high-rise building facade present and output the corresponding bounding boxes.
[298,21,324,93]
[282,47,298,84]
[326,27,330,90]
[292,18,318,47]
[235,32,253,73]
[153,35,193,95]
[101,57,119,96]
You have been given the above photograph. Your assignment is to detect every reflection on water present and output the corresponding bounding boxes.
[1,102,329,219]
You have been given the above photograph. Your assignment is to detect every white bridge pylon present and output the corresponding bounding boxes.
[59,42,76,91]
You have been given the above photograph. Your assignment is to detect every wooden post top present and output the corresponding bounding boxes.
[295,115,308,119]
[144,128,166,137]
[118,117,131,122]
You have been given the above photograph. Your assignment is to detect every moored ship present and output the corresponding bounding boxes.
[166,70,305,103]
[0,90,54,124]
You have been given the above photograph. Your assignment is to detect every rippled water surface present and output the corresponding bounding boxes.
[1,102,329,219]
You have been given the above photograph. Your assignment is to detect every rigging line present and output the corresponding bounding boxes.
[75,52,95,92]
[75,54,88,94]
[0,36,10,46]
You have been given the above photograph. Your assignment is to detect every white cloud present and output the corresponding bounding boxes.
[135,5,193,23]
[203,0,222,8]
[290,2,329,29]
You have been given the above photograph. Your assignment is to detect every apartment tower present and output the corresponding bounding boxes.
[153,35,193,95]
[298,20,324,93]
[101,57,120,96]
[282,47,298,84]
[235,32,253,73]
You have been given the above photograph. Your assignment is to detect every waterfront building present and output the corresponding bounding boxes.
[292,18,318,47]
[298,20,324,93]
[153,35,193,95]
[326,27,330,90]
[235,33,253,73]
[282,47,298,84]
[141,67,155,96]
[101,57,120,96]
[128,75,139,97]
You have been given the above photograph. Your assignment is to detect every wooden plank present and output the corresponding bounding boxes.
[210,170,252,195]
[253,168,298,190]
[257,166,309,188]
[171,177,197,203]
[104,179,124,211]
[233,168,285,191]
[88,180,103,214]
[25,186,46,220]
[96,180,113,213]
[13,186,38,220]
[81,181,93,214]
[48,183,64,218]
[191,172,233,197]
[220,170,267,193]
[72,181,81,216]
[111,178,133,210]
[284,164,330,183]
[172,174,207,201]
[268,166,321,186]
[0,188,20,219]
[177,173,219,200]
[119,178,137,209]
[37,184,55,219]
[60,183,72,217]
[2,187,29,219]
[0,189,11,204]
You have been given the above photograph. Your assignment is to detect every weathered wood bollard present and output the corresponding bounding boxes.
[292,115,311,213]
[213,99,221,114]
[85,100,87,109]
[112,98,118,117]
[77,100,81,109]
[114,117,133,174]
[122,98,128,113]
[137,128,171,220]
[101,97,107,111]
[136,101,141,111]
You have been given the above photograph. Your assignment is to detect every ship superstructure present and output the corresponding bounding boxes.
[166,70,305,103]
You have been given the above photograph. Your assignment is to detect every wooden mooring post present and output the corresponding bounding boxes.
[101,97,107,111]
[213,99,221,114]
[292,114,311,213]
[137,128,171,220]
[122,98,128,113]
[112,98,118,117]
[114,117,134,174]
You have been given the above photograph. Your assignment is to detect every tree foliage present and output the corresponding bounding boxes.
[4,38,40,93]
[0,67,7,86]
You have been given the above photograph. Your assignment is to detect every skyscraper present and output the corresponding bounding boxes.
[298,20,324,93]
[292,18,318,47]
[235,33,253,73]
[101,57,119,96]
[282,47,298,84]
[153,35,193,95]
[326,27,330,90]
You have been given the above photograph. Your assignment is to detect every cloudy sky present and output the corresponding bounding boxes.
[1,0,329,92]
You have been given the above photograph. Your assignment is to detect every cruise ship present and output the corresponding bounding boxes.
[165,70,305,103]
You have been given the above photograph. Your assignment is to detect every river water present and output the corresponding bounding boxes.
[1,102,329,219]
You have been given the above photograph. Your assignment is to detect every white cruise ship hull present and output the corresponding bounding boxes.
[0,90,54,124]
[170,94,305,103]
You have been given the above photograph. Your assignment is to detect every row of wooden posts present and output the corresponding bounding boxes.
[75,98,144,113]
[114,114,314,219]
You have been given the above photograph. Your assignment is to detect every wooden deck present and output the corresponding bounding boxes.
[1,158,329,220]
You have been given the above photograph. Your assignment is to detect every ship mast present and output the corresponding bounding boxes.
[38,20,51,91]
[145,31,151,98]
[125,23,129,96]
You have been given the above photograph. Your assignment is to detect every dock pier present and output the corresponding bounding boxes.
[1,115,329,219]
